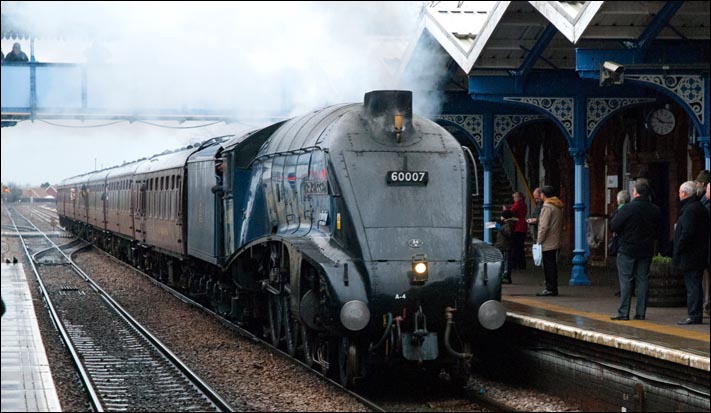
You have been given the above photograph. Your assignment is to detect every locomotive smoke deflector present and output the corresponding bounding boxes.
[364,90,414,143]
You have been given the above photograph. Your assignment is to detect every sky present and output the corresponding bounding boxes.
[1,1,445,187]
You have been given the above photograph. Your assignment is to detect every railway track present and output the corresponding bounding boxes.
[5,205,233,412]
[10,203,521,412]
[86,230,520,412]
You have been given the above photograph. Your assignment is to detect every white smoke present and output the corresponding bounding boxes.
[1,2,454,186]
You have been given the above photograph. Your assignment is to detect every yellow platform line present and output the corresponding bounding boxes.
[504,296,709,343]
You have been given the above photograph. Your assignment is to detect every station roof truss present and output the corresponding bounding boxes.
[410,1,710,75]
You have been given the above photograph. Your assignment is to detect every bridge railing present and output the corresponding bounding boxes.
[1,62,287,123]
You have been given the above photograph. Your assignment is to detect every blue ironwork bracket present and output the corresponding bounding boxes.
[586,97,656,141]
[493,114,546,149]
[503,97,574,138]
[625,74,705,127]
[437,114,483,151]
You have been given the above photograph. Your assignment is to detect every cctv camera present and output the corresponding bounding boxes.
[602,61,624,74]
[600,61,625,86]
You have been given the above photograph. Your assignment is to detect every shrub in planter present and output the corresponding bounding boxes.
[647,254,685,307]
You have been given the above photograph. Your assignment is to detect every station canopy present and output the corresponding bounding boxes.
[400,1,710,90]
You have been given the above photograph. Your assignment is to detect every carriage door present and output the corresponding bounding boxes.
[135,180,147,242]
[102,183,108,229]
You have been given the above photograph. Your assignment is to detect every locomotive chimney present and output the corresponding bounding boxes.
[364,90,414,143]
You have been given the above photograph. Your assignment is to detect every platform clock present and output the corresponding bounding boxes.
[645,107,675,136]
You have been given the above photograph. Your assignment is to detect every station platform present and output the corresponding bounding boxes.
[501,262,710,371]
[1,263,62,412]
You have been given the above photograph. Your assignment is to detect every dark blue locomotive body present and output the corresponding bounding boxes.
[57,91,505,386]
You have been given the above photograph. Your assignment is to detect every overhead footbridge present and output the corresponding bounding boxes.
[1,62,286,128]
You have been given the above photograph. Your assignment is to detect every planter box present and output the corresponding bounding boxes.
[647,262,686,307]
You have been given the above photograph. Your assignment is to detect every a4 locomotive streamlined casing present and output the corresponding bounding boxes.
[57,91,506,386]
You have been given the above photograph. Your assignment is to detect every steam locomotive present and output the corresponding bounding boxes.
[57,90,506,387]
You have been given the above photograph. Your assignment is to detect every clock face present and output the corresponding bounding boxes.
[646,108,675,136]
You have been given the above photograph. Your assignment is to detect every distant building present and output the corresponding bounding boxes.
[20,186,56,203]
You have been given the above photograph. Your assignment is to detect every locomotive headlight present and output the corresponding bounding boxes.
[340,300,370,331]
[411,254,428,284]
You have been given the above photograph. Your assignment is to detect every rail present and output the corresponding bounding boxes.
[4,205,105,412]
[7,205,234,412]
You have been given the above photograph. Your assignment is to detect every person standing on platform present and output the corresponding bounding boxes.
[535,185,564,297]
[5,42,28,63]
[526,187,542,241]
[609,181,660,321]
[494,209,517,284]
[702,182,710,316]
[610,189,632,297]
[694,170,709,198]
[694,170,710,315]
[673,181,709,325]
[508,191,528,271]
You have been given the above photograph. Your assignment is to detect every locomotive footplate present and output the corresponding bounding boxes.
[401,306,438,361]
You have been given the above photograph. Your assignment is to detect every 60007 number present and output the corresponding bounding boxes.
[386,171,428,186]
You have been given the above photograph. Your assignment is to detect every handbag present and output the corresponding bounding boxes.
[532,243,543,266]
[607,234,620,257]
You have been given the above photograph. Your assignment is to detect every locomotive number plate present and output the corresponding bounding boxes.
[386,171,428,186]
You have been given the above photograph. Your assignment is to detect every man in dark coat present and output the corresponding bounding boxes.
[5,42,29,63]
[494,210,517,284]
[673,181,710,325]
[703,182,710,316]
[609,180,661,320]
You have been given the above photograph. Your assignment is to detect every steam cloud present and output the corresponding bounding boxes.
[1,2,450,186]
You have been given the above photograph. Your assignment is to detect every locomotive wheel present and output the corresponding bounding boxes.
[267,293,283,348]
[315,338,338,376]
[282,294,299,356]
[301,324,314,367]
[338,337,360,388]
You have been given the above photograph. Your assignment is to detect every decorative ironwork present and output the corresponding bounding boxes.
[493,115,545,148]
[504,97,574,137]
[626,75,704,124]
[438,114,483,149]
[586,98,656,139]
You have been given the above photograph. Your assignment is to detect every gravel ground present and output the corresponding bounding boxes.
[73,249,371,412]
[466,374,582,412]
[3,203,582,412]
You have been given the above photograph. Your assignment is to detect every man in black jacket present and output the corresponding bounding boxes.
[609,179,661,321]
[674,181,710,325]
[5,42,28,63]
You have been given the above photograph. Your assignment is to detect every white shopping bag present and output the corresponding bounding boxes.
[532,243,543,267]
